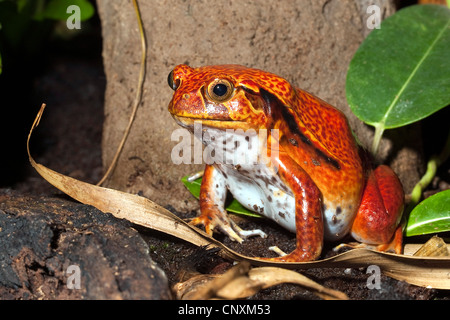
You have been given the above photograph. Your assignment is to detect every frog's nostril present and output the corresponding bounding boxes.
[168,70,180,90]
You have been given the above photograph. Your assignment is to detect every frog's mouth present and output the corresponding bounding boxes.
[172,115,254,131]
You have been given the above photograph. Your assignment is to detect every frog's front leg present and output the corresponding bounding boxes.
[351,165,404,253]
[266,153,324,262]
[190,164,267,243]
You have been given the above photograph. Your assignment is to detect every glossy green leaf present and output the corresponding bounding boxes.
[406,189,450,236]
[181,175,262,218]
[346,5,450,129]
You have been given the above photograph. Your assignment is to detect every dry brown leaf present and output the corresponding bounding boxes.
[216,265,348,300]
[247,267,348,300]
[182,262,252,300]
[413,236,449,257]
[173,274,220,300]
[175,262,348,300]
[215,275,264,299]
[28,104,450,290]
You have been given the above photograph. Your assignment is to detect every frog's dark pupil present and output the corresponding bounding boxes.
[213,83,228,97]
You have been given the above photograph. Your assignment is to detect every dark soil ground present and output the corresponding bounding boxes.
[1,6,449,300]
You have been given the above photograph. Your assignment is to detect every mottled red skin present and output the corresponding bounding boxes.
[168,64,404,262]
[351,165,404,246]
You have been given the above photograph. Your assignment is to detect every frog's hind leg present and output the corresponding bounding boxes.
[259,154,324,262]
[350,165,404,254]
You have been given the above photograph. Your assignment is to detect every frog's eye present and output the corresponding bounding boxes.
[168,70,180,91]
[206,79,234,103]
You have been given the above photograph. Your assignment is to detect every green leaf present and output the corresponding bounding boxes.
[181,175,262,218]
[346,5,450,153]
[41,0,94,21]
[406,189,450,236]
[181,175,202,198]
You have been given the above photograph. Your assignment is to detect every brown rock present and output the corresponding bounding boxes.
[0,189,171,299]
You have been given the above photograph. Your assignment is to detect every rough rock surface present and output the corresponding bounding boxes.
[0,189,171,299]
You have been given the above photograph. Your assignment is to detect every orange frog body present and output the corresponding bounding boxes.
[168,64,404,262]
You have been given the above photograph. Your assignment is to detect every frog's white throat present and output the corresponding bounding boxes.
[198,126,277,170]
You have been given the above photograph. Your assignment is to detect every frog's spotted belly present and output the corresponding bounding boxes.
[218,163,296,233]
[216,163,352,241]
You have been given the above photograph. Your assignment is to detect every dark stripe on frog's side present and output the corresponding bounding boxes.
[241,85,341,170]
[314,147,341,170]
[279,105,341,170]
[257,87,313,146]
[280,107,312,146]
[260,88,341,171]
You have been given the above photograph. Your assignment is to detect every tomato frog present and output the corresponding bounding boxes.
[168,64,404,262]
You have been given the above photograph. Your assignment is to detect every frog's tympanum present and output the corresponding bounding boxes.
[168,64,404,262]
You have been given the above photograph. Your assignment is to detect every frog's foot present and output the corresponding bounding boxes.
[230,220,268,239]
[259,252,317,262]
[190,213,267,243]
[257,246,320,262]
[335,226,403,254]
[374,225,403,254]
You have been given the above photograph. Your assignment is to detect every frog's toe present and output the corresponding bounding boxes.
[189,214,244,243]
[230,220,267,239]
[219,220,268,243]
[189,216,214,236]
[268,246,287,257]
[219,223,245,243]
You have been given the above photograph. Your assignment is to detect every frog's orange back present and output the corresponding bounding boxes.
[289,87,362,168]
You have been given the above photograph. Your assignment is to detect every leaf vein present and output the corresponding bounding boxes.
[380,19,450,127]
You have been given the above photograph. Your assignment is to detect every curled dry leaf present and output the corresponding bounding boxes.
[27,104,450,290]
[176,262,252,300]
[247,267,348,300]
[173,274,220,300]
[216,265,348,300]
[174,262,348,300]
[413,236,449,257]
